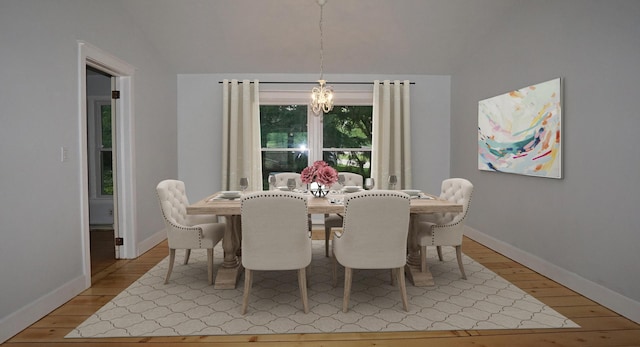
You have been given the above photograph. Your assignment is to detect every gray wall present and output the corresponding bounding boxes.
[0,0,176,340]
[177,73,451,201]
[450,0,640,316]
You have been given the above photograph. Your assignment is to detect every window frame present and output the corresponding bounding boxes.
[87,97,113,199]
[260,89,373,166]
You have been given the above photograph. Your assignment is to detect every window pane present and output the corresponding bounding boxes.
[101,105,112,148]
[100,151,113,195]
[323,151,371,178]
[261,151,308,189]
[323,106,372,149]
[260,105,307,149]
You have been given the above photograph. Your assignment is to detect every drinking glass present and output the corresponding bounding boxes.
[338,174,345,187]
[239,177,248,192]
[388,175,398,190]
[364,177,375,190]
[268,174,276,190]
[287,178,296,191]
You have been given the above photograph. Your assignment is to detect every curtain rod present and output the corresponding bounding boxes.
[218,81,415,85]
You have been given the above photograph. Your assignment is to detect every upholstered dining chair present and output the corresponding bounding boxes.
[415,178,473,279]
[270,172,304,190]
[156,179,225,285]
[332,190,411,312]
[324,172,364,256]
[269,172,313,230]
[240,191,312,314]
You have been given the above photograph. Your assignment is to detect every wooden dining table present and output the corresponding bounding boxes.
[187,191,463,289]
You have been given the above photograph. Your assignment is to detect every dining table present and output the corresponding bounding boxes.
[187,190,463,289]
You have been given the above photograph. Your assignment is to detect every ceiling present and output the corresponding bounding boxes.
[119,0,516,75]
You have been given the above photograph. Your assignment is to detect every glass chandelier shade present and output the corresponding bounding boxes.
[311,79,334,114]
[311,0,334,115]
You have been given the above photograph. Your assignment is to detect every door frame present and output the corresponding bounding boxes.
[78,41,137,287]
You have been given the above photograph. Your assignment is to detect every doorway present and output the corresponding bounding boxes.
[79,41,137,287]
[86,66,117,274]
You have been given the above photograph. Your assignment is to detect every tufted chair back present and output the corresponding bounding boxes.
[270,172,304,190]
[155,179,225,284]
[330,172,364,190]
[433,178,474,226]
[156,179,190,228]
[415,178,473,280]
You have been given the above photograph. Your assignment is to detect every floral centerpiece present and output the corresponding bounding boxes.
[301,160,338,197]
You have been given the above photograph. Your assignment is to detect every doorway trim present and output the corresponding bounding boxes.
[78,41,137,287]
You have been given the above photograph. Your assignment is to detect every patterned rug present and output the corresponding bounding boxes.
[67,241,578,338]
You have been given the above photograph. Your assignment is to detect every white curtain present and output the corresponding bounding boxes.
[221,79,262,191]
[371,80,412,189]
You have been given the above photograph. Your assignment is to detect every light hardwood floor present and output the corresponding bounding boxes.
[5,229,640,346]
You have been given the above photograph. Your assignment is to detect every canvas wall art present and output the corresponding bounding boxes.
[478,78,562,178]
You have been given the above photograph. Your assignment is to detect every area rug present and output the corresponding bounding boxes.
[67,241,578,338]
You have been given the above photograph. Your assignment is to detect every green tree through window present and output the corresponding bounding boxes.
[260,104,372,189]
[322,106,372,178]
[100,104,113,195]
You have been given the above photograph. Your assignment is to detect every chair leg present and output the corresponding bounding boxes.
[436,246,443,261]
[298,268,310,313]
[183,249,191,265]
[420,245,428,273]
[390,268,396,286]
[207,249,214,285]
[397,266,409,311]
[342,267,353,313]
[241,269,253,314]
[165,248,176,284]
[332,254,338,287]
[455,245,467,280]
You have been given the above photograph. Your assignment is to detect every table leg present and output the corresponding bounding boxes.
[214,215,243,289]
[405,213,434,286]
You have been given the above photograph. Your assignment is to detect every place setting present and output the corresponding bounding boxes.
[208,177,250,201]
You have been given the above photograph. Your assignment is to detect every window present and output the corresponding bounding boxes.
[260,105,309,188]
[260,90,373,189]
[321,106,372,177]
[88,99,113,197]
[98,103,113,195]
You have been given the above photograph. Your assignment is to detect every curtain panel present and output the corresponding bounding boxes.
[221,79,262,191]
[371,80,412,190]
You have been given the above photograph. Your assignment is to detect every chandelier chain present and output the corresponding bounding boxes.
[311,0,334,115]
[319,0,325,80]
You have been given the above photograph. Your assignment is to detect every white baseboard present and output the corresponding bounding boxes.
[137,229,167,257]
[0,274,87,344]
[465,226,640,324]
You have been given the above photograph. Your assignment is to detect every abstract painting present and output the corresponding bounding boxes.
[478,78,562,178]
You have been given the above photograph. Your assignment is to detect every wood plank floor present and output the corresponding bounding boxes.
[89,229,116,276]
[5,230,640,346]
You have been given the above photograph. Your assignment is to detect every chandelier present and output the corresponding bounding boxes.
[310,0,334,115]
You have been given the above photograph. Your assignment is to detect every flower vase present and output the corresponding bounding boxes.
[311,185,328,198]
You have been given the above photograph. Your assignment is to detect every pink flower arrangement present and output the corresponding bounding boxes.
[301,160,338,186]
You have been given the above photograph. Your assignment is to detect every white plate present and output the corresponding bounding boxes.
[401,189,421,196]
[220,191,241,198]
[343,186,361,192]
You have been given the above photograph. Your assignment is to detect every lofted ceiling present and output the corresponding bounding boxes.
[119,0,516,75]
